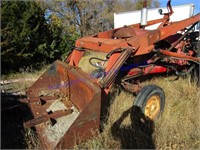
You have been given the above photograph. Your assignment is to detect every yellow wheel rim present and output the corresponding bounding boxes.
[144,95,161,120]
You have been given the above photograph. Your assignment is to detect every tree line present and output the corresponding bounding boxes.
[1,0,159,74]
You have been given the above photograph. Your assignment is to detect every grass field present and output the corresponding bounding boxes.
[75,77,200,149]
[77,51,200,149]
[1,51,199,149]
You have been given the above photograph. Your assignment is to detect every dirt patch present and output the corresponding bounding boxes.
[45,101,79,143]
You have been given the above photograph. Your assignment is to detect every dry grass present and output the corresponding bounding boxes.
[1,65,47,81]
[76,52,200,149]
[23,128,41,149]
[78,50,107,73]
[75,77,199,149]
[153,77,200,149]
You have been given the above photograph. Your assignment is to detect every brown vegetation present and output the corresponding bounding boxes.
[74,77,200,149]
[76,52,200,149]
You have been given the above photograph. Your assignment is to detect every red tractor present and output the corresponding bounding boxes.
[21,0,200,149]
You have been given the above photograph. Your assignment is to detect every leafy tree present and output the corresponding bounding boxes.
[47,13,78,60]
[40,0,160,37]
[1,1,73,73]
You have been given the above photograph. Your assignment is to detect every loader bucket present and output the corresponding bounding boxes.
[23,60,101,149]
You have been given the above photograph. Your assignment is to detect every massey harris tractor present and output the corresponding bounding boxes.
[21,0,200,149]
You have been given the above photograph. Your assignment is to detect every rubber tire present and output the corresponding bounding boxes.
[134,84,165,120]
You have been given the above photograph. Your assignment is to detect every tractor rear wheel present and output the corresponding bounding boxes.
[134,84,165,120]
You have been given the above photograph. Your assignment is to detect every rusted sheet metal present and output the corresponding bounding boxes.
[113,26,136,38]
[96,18,165,39]
[55,89,101,149]
[75,37,125,53]
[69,50,85,66]
[159,13,200,40]
[25,60,102,149]
[71,13,200,58]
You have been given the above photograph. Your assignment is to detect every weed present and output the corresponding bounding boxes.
[23,128,41,149]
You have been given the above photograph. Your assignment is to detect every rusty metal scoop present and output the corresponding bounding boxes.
[22,60,101,149]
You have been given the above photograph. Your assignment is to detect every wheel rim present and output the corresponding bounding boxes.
[144,95,161,120]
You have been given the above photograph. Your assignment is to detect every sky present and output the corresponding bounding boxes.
[159,0,200,14]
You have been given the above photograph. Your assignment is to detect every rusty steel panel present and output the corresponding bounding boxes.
[71,13,200,57]
[113,26,136,38]
[25,61,102,149]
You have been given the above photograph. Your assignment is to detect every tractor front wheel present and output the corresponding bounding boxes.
[134,84,165,120]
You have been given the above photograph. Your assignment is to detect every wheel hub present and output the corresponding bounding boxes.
[144,95,161,120]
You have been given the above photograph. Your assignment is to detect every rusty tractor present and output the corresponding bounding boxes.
[21,0,200,149]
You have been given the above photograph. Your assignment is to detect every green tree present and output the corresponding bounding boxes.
[1,1,73,74]
[47,13,78,60]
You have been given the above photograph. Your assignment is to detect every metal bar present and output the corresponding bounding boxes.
[121,81,141,93]
[19,96,59,105]
[99,48,134,88]
[24,109,73,128]
[168,22,197,51]
[159,49,200,63]
[159,13,200,41]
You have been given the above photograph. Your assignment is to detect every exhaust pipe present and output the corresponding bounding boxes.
[140,0,148,26]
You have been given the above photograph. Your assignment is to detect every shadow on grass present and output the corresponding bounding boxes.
[1,92,33,149]
[111,106,155,149]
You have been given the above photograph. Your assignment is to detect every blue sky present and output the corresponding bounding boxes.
[159,0,200,14]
